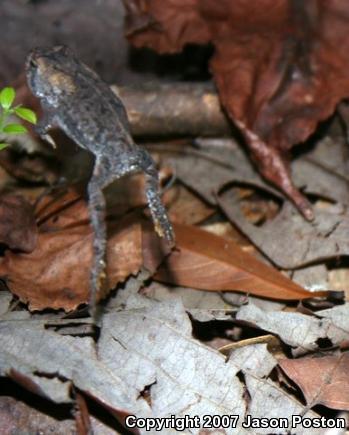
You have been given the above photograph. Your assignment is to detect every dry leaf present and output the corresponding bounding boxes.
[0,194,37,253]
[243,375,323,435]
[227,343,277,379]
[125,0,349,216]
[167,184,215,225]
[0,395,76,435]
[280,353,349,411]
[0,292,12,317]
[163,136,349,211]
[99,298,247,431]
[74,393,92,435]
[154,222,327,300]
[1,294,327,434]
[292,264,329,291]
[0,319,148,428]
[236,303,349,355]
[0,191,142,311]
[219,191,349,269]
[163,139,278,206]
[142,281,234,322]
[0,299,247,434]
[0,148,60,185]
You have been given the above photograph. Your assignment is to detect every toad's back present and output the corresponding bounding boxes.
[26,45,134,156]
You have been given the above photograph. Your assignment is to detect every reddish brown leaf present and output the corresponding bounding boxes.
[167,184,215,225]
[74,393,92,435]
[122,0,210,52]
[125,0,349,218]
[0,194,37,253]
[0,192,142,311]
[280,353,349,410]
[0,148,60,185]
[155,223,327,300]
[0,395,76,435]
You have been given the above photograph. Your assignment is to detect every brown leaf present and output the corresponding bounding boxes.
[125,0,349,217]
[74,393,92,435]
[167,184,215,225]
[0,148,60,185]
[280,353,349,411]
[154,223,326,300]
[0,194,37,253]
[123,0,210,53]
[0,395,76,435]
[0,191,142,311]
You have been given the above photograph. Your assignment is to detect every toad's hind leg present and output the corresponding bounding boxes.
[87,150,174,318]
[136,149,175,247]
[87,159,108,318]
[87,155,127,318]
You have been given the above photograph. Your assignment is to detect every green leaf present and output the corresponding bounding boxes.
[0,87,15,110]
[14,107,37,124]
[3,123,27,134]
[0,143,8,150]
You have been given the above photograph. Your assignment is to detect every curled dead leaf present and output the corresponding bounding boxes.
[0,190,142,311]
[124,0,349,217]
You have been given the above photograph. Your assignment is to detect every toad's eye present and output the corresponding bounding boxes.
[30,59,37,68]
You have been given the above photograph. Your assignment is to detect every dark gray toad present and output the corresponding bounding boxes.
[25,45,175,315]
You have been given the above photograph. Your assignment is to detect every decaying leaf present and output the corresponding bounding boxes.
[142,281,234,322]
[291,136,349,206]
[0,148,60,185]
[0,192,142,311]
[125,0,349,217]
[292,264,329,291]
[1,291,329,434]
[155,222,327,300]
[219,191,349,269]
[0,319,149,427]
[162,135,349,211]
[0,395,76,435]
[0,299,247,433]
[99,298,247,432]
[243,375,323,435]
[236,303,349,355]
[163,139,279,206]
[167,183,215,225]
[279,353,349,411]
[0,292,12,317]
[0,193,37,253]
[227,343,277,379]
[0,390,113,435]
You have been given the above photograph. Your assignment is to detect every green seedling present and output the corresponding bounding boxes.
[0,87,37,150]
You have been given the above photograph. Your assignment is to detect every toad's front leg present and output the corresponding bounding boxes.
[36,109,57,148]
